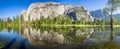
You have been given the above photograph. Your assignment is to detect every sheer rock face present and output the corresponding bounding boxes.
[20,2,94,21]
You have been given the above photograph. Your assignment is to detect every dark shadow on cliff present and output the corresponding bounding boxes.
[67,12,77,20]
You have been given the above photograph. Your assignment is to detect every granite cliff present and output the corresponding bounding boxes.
[20,2,94,21]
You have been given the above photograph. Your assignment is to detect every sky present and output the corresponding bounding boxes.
[0,0,116,18]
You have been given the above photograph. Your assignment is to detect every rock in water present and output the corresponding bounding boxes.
[19,2,94,21]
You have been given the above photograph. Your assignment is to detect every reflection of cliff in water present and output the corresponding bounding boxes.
[20,27,93,46]
[1,27,120,49]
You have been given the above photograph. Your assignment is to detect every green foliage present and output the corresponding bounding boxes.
[107,0,120,11]
[19,15,25,25]
[103,0,120,30]
[103,0,120,15]
[10,17,19,26]
[6,17,12,23]
[0,19,5,27]
[31,15,74,26]
[103,7,110,15]
[31,14,118,26]
[0,14,119,28]
[113,16,119,25]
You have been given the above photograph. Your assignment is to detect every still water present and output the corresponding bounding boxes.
[0,27,120,49]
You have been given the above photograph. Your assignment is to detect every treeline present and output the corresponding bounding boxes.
[31,15,120,26]
[0,15,120,27]
[0,17,19,26]
[31,15,73,26]
[31,15,94,26]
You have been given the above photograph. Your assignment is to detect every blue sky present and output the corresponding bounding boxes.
[0,0,109,18]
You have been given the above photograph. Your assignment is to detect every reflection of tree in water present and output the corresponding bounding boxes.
[0,27,4,32]
[83,29,120,49]
[19,25,25,35]
[100,30,120,49]
[90,31,111,41]
[89,27,119,41]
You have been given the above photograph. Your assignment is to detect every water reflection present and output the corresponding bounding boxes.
[83,28,120,49]
[0,28,27,49]
[0,27,120,49]
[21,27,93,46]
